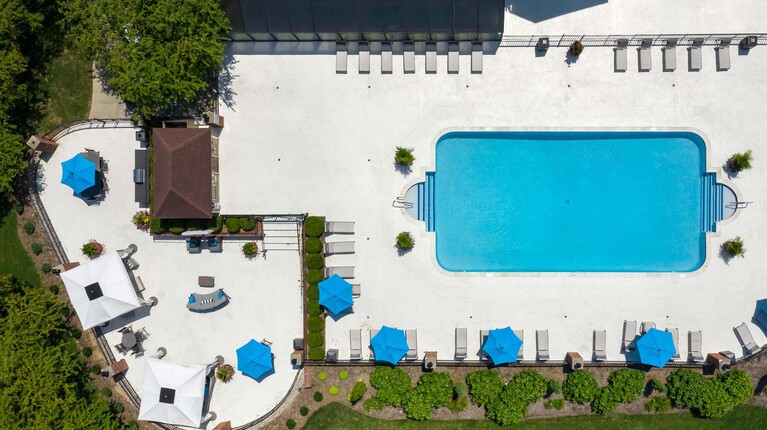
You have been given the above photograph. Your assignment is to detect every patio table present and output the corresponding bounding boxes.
[121,332,137,348]
[80,151,101,172]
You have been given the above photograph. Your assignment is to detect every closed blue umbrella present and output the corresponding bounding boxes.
[61,153,96,194]
[753,299,767,333]
[236,339,273,380]
[318,274,353,315]
[636,328,676,368]
[482,327,522,365]
[370,326,409,365]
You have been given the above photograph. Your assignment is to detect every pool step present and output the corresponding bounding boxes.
[701,172,724,233]
[416,172,436,232]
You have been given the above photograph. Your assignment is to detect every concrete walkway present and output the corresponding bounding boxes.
[88,65,128,119]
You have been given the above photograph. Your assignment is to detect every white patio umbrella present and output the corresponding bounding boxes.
[139,358,208,427]
[60,251,142,329]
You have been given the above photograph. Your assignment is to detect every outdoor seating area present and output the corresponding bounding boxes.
[187,236,222,254]
[611,37,741,73]
[593,330,607,361]
[734,323,760,355]
[335,42,483,75]
[187,289,230,312]
[536,330,550,361]
[61,150,108,200]
[115,326,149,356]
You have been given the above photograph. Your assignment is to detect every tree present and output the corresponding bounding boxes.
[0,125,27,195]
[64,0,230,120]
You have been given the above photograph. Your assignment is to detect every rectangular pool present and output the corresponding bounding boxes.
[427,131,711,272]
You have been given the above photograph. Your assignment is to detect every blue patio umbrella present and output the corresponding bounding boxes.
[236,339,274,380]
[61,153,96,194]
[318,274,353,315]
[370,326,409,365]
[635,328,676,368]
[753,299,767,333]
[482,327,523,365]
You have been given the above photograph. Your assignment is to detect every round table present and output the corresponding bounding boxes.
[121,332,137,348]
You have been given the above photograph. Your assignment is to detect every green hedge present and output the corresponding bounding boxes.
[466,370,505,407]
[402,372,454,421]
[239,217,256,231]
[562,370,598,404]
[591,387,619,414]
[486,397,527,426]
[207,216,223,234]
[306,300,322,316]
[502,370,548,406]
[307,284,319,300]
[305,216,324,237]
[306,237,323,254]
[225,217,240,234]
[167,219,186,235]
[607,369,645,404]
[306,332,324,348]
[186,219,206,230]
[308,347,325,361]
[645,396,671,413]
[307,316,325,332]
[306,270,324,284]
[666,369,706,409]
[667,369,753,418]
[306,254,325,270]
[349,381,367,404]
[370,366,412,407]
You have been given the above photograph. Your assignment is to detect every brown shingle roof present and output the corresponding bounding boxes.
[152,128,212,219]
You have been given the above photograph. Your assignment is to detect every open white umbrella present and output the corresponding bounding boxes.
[139,358,208,427]
[60,251,142,329]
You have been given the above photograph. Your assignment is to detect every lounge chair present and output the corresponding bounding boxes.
[716,40,731,71]
[666,328,680,360]
[593,330,607,361]
[324,241,354,255]
[207,237,222,253]
[622,320,637,352]
[404,42,415,74]
[639,39,652,71]
[614,39,628,72]
[689,39,703,71]
[324,266,354,279]
[479,330,489,360]
[125,258,139,271]
[187,237,202,254]
[351,284,361,298]
[754,309,767,330]
[186,289,229,312]
[406,329,418,360]
[381,42,392,74]
[198,276,215,288]
[536,330,550,361]
[336,42,347,74]
[513,329,524,360]
[350,329,362,360]
[455,328,467,359]
[734,323,760,355]
[369,329,379,360]
[448,42,459,74]
[663,39,677,71]
[471,42,483,74]
[688,331,704,362]
[325,221,354,234]
[425,42,437,74]
[641,321,656,334]
[359,42,370,74]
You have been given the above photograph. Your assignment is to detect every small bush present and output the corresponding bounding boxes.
[562,370,598,405]
[300,406,309,416]
[71,329,82,339]
[447,398,468,412]
[370,366,412,407]
[13,203,23,214]
[719,370,753,404]
[242,242,258,257]
[23,221,35,234]
[306,237,323,253]
[486,397,527,426]
[364,397,385,411]
[167,219,186,234]
[306,269,324,284]
[307,316,325,332]
[225,217,240,234]
[318,371,327,380]
[645,396,671,413]
[569,41,584,55]
[394,146,415,166]
[313,391,324,402]
[42,263,52,274]
[101,388,112,397]
[340,370,349,380]
[111,402,125,413]
[207,216,223,234]
[82,347,92,357]
[396,232,414,251]
[401,372,454,420]
[91,365,102,374]
[305,216,324,237]
[306,332,324,348]
[329,386,339,395]
[286,419,296,429]
[466,370,505,407]
[131,211,151,229]
[607,368,645,403]
[724,236,746,258]
[727,150,753,173]
[454,382,468,399]
[306,300,322,316]
[650,377,667,393]
[49,284,59,295]
[308,347,325,361]
[31,243,43,255]
[239,217,256,231]
[666,369,706,409]
[150,218,166,234]
[306,254,324,270]
[306,284,319,300]
[591,387,619,414]
[502,370,548,406]
[547,379,562,395]
[349,381,367,404]
[59,306,70,317]
[544,399,565,410]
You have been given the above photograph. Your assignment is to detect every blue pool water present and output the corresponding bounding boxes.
[418,131,722,272]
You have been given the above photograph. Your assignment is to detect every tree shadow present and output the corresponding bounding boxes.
[506,0,609,23]
[565,52,581,65]
[218,55,239,110]
[722,162,740,179]
[394,161,412,176]
[719,243,734,265]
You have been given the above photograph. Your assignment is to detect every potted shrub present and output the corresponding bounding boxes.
[216,364,234,382]
[242,242,258,258]
[82,240,104,259]
[724,236,745,258]
[396,232,414,251]
[726,150,752,173]
[131,211,151,230]
[394,147,415,166]
[569,41,584,56]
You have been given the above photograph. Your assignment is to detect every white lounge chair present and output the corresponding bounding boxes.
[716,40,731,71]
[381,42,392,74]
[351,284,361,298]
[448,42,459,74]
[350,329,362,360]
[666,328,680,360]
[593,330,607,361]
[689,331,704,362]
[325,221,354,234]
[404,42,415,74]
[734,323,760,355]
[359,42,370,74]
[425,42,437,74]
[639,39,652,71]
[513,329,524,360]
[536,330,549,361]
[471,42,483,74]
[336,42,347,74]
[324,266,354,279]
[455,328,467,359]
[614,39,628,72]
[406,329,418,360]
[663,39,677,71]
[479,330,489,360]
[369,329,379,360]
[324,241,354,255]
[641,321,656,334]
[623,320,637,352]
[689,39,703,71]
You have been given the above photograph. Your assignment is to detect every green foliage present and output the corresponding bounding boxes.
[131,211,150,229]
[307,284,319,300]
[548,379,562,395]
[666,369,752,418]
[238,217,256,231]
[225,218,240,234]
[466,370,505,407]
[318,372,327,380]
[71,329,82,339]
[591,387,619,414]
[725,236,746,258]
[699,379,736,418]
[307,316,325,333]
[242,242,258,257]
[31,243,42,255]
[667,369,707,409]
[447,398,468,412]
[306,300,322,316]
[91,365,101,374]
[82,347,92,357]
[329,386,339,395]
[150,218,166,234]
[606,369,645,403]
[286,418,296,429]
[396,232,414,250]
[401,372,453,420]
[349,381,367,404]
[370,366,412,407]
[167,219,186,235]
[0,127,27,195]
[719,370,753,405]
[502,370,548,406]
[645,396,671,413]
[340,371,349,380]
[42,264,52,274]
[727,150,753,172]
[306,270,324,284]
[569,41,585,55]
[306,254,325,270]
[207,216,223,234]
[454,382,468,399]
[562,370,599,404]
[300,406,309,416]
[395,147,415,166]
[101,388,112,397]
[59,306,70,317]
[306,238,323,254]
[307,347,325,361]
[650,377,667,393]
[313,391,324,402]
[185,218,205,231]
[23,222,35,235]
[111,402,124,414]
[486,397,527,426]
[49,284,59,295]
[363,397,385,411]
[305,217,324,238]
[544,398,566,410]
[306,332,324,348]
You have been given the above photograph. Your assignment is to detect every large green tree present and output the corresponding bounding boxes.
[66,0,230,120]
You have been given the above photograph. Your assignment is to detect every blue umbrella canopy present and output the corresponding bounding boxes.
[370,326,409,365]
[61,153,96,194]
[482,327,522,365]
[754,299,767,332]
[318,274,353,315]
[236,339,274,380]
[635,328,676,368]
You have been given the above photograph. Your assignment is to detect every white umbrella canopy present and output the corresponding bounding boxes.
[60,251,142,329]
[139,358,208,427]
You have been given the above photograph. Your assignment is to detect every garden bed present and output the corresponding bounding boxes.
[304,216,326,361]
[149,215,264,238]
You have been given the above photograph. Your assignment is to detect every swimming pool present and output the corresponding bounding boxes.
[413,131,734,272]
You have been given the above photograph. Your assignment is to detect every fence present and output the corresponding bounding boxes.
[501,33,767,48]
[43,118,136,141]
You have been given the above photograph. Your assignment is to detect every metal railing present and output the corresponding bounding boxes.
[29,158,68,264]
[501,33,767,48]
[43,118,136,141]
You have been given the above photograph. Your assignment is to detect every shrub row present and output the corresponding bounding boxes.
[305,216,324,238]
[150,216,223,235]
[368,367,456,421]
[304,215,326,361]
[666,369,752,418]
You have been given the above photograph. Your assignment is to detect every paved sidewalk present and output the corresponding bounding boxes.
[89,66,128,119]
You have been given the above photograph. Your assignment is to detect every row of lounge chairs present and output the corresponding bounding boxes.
[614,38,731,72]
[337,41,483,75]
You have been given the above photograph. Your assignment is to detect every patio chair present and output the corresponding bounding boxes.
[622,320,637,352]
[381,42,392,74]
[536,330,550,361]
[369,329,379,360]
[688,331,704,362]
[261,338,272,346]
[136,327,150,342]
[425,42,437,74]
[187,237,202,254]
[125,258,139,271]
[448,42,459,74]
[593,330,607,361]
[350,329,362,360]
[666,328,681,360]
[351,284,361,298]
[663,39,677,71]
[471,42,483,74]
[325,221,354,234]
[716,39,731,71]
[641,321,656,334]
[100,158,109,172]
[359,42,370,74]
[324,266,354,279]
[734,323,760,355]
[404,42,415,74]
[689,39,703,71]
[206,237,222,253]
[639,39,652,71]
[754,309,767,330]
[479,330,489,360]
[614,39,628,72]
[336,42,347,74]
[455,328,467,359]
[198,276,215,288]
[324,241,354,255]
[186,289,229,312]
[406,329,418,360]
[512,329,524,360]
[115,343,127,355]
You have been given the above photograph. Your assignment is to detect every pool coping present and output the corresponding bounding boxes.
[398,126,742,278]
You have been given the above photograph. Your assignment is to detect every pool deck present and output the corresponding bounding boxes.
[38,0,767,427]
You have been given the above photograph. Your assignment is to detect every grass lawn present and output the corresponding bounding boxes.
[37,50,92,134]
[0,208,41,287]
[303,402,767,430]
